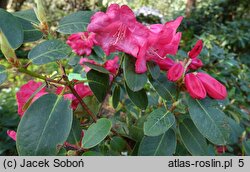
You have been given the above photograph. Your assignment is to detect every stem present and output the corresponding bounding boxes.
[18,67,67,85]
[97,54,124,117]
[68,83,97,122]
[57,62,98,123]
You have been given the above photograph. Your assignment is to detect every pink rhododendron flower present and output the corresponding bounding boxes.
[7,130,17,141]
[167,62,184,81]
[87,4,148,57]
[56,84,92,110]
[135,16,183,73]
[79,58,97,72]
[16,80,47,117]
[185,73,206,99]
[188,58,203,70]
[188,40,203,59]
[156,57,175,71]
[197,72,227,100]
[66,32,96,56]
[104,56,119,75]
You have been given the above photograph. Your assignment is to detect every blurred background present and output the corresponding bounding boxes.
[0,0,249,155]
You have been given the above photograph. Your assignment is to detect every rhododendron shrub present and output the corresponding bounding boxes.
[0,2,242,156]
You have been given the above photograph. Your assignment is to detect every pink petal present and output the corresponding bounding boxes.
[197,72,227,100]
[188,40,203,59]
[7,130,17,141]
[167,62,184,81]
[185,73,206,99]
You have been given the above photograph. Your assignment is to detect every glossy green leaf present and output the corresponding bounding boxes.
[144,107,175,136]
[82,118,112,149]
[138,129,176,156]
[82,151,103,156]
[187,96,231,145]
[87,70,110,102]
[28,40,71,65]
[15,17,43,43]
[13,9,40,24]
[149,74,176,101]
[123,55,147,91]
[125,83,148,110]
[243,140,250,156]
[110,136,126,152]
[147,61,160,79]
[13,9,42,43]
[84,62,110,74]
[179,118,208,155]
[93,46,105,58]
[16,94,73,155]
[57,11,93,34]
[0,8,23,49]
[112,85,120,108]
[0,65,7,85]
[68,73,84,81]
[66,117,82,145]
[227,117,244,144]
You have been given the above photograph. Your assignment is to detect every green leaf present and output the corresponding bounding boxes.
[110,136,126,152]
[144,107,175,136]
[16,94,73,155]
[179,118,208,155]
[123,55,147,91]
[66,117,82,145]
[87,70,110,102]
[28,40,71,65]
[68,73,84,81]
[84,62,110,74]
[0,8,23,49]
[13,9,42,43]
[147,61,160,79]
[149,74,176,101]
[125,83,148,110]
[138,129,176,156]
[82,151,103,156]
[227,117,244,144]
[57,11,93,34]
[187,96,231,145]
[93,46,105,58]
[0,65,7,85]
[15,17,43,43]
[112,85,120,108]
[82,118,112,149]
[243,140,250,156]
[13,9,40,24]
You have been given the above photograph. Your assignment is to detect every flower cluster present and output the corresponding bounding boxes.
[67,4,182,74]
[167,40,227,99]
[66,3,227,100]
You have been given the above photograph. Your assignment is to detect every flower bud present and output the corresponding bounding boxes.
[0,32,19,67]
[156,57,175,71]
[34,0,48,32]
[34,0,47,23]
[197,72,227,100]
[185,73,206,99]
[188,40,203,59]
[189,58,203,70]
[7,130,17,141]
[167,62,184,81]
